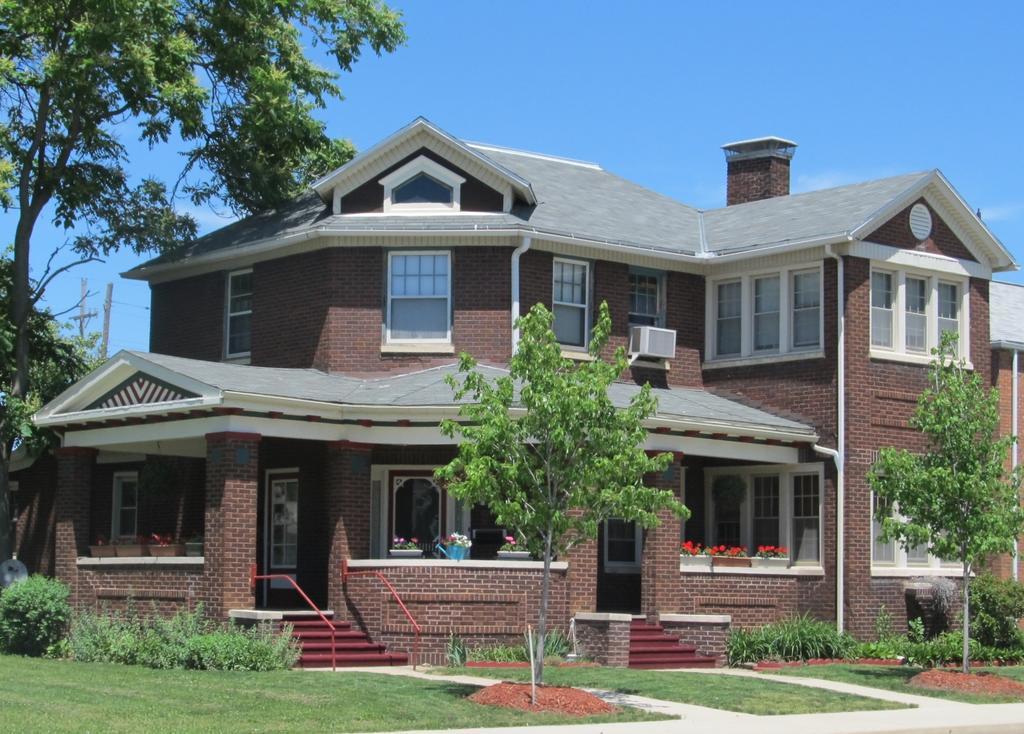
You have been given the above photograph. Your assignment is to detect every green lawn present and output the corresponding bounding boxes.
[433,666,907,715]
[0,656,663,733]
[765,664,1024,705]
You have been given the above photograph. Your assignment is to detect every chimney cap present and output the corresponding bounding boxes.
[722,136,798,162]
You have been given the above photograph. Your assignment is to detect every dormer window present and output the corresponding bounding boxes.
[380,155,465,213]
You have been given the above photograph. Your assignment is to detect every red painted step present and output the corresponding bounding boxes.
[276,611,408,668]
[627,621,718,669]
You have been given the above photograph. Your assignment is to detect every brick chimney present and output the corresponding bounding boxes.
[722,136,797,206]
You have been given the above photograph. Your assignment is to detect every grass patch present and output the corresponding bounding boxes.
[766,664,1024,704]
[0,655,663,733]
[433,666,906,715]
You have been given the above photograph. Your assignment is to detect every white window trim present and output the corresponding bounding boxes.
[379,155,466,213]
[868,264,971,367]
[703,463,824,567]
[705,265,824,364]
[627,268,667,328]
[870,492,963,575]
[602,519,643,573]
[111,471,139,540]
[225,268,253,361]
[385,250,453,345]
[552,257,591,349]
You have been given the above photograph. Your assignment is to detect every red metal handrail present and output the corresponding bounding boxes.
[250,564,338,671]
[342,558,422,669]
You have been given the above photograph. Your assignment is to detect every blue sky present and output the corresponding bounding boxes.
[10,1,1024,354]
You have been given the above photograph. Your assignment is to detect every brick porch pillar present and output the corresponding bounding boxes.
[641,453,684,620]
[565,508,598,614]
[203,432,259,618]
[325,441,372,612]
[55,447,96,606]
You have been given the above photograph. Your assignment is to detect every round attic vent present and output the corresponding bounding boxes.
[909,203,933,241]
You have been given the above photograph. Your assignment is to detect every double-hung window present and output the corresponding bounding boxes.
[112,472,139,540]
[628,270,665,327]
[387,252,452,343]
[703,465,823,566]
[707,266,822,361]
[869,267,967,362]
[552,259,590,347]
[226,270,253,358]
[716,281,742,357]
[871,492,960,572]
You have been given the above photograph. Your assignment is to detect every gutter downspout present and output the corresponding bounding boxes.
[511,235,532,353]
[1014,349,1020,581]
[819,243,846,633]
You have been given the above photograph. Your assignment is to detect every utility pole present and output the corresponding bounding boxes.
[70,278,97,339]
[100,282,113,359]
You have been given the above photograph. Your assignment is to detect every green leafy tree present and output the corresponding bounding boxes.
[869,332,1023,673]
[0,0,405,558]
[437,302,688,687]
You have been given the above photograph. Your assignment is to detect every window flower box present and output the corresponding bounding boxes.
[751,557,789,569]
[114,544,148,558]
[90,544,116,558]
[681,554,712,570]
[149,543,185,557]
[388,549,423,558]
[712,555,751,568]
[497,551,531,561]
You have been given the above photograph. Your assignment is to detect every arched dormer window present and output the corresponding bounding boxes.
[379,155,466,213]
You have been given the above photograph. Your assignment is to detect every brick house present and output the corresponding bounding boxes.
[10,118,1021,664]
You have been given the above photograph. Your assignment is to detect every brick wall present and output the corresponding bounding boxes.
[573,614,631,667]
[674,571,828,628]
[149,271,224,360]
[11,453,57,576]
[864,199,976,262]
[660,614,730,663]
[74,564,207,615]
[341,563,570,665]
[326,442,373,608]
[641,456,685,618]
[55,448,96,605]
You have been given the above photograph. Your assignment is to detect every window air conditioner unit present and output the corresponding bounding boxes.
[629,326,676,360]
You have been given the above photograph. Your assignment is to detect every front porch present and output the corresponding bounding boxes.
[39,350,822,664]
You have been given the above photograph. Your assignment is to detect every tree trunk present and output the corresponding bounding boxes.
[533,529,553,695]
[962,562,971,675]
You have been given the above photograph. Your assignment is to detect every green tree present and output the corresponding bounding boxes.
[869,332,1023,673]
[437,302,688,688]
[1,254,100,558]
[0,0,405,558]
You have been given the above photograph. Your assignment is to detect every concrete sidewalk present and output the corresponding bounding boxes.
[314,665,1024,734]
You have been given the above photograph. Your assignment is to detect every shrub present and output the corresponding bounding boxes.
[970,573,1024,648]
[464,629,572,664]
[726,615,856,665]
[0,576,71,656]
[446,632,468,667]
[66,604,298,671]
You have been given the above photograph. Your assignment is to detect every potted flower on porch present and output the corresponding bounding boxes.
[751,545,789,569]
[496,535,530,560]
[148,533,186,557]
[680,540,712,570]
[389,537,423,558]
[89,535,115,558]
[442,532,472,561]
[708,544,750,567]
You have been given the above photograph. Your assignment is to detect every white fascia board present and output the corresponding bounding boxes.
[849,172,937,241]
[36,396,221,428]
[644,416,817,445]
[378,155,466,188]
[849,241,992,279]
[645,432,800,464]
[701,233,853,264]
[993,340,1024,351]
[932,170,1017,271]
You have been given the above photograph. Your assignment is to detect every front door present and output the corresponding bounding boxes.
[596,518,643,613]
[262,472,298,607]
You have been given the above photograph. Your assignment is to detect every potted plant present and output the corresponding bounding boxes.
[680,540,712,569]
[148,533,186,557]
[114,535,149,558]
[89,535,115,558]
[751,545,789,569]
[185,534,204,557]
[496,535,530,560]
[708,544,750,567]
[443,532,472,561]
[389,537,423,558]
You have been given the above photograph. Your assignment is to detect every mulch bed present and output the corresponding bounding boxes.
[469,682,618,716]
[909,669,1024,698]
